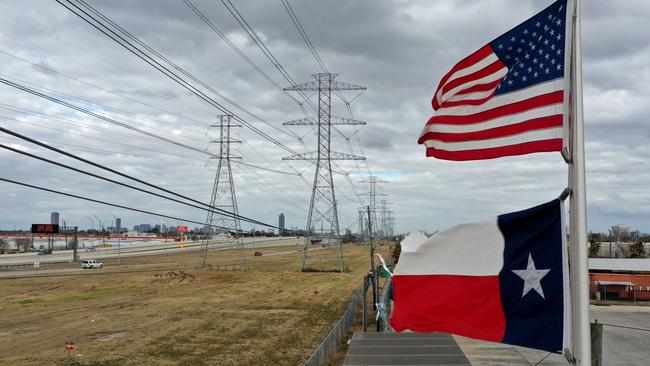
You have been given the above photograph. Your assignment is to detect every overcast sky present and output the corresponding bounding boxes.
[0,0,648,234]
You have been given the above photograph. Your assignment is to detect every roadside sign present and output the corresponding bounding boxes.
[31,224,59,234]
[33,260,40,268]
[65,341,75,351]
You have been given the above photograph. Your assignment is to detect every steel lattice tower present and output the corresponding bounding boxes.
[283,73,366,272]
[379,199,392,239]
[359,176,387,241]
[387,210,395,237]
[201,115,247,269]
[358,209,366,239]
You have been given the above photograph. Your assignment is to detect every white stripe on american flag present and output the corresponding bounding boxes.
[434,48,503,107]
[421,105,561,134]
[439,53,500,91]
[447,88,496,102]
[434,80,563,117]
[422,127,564,152]
[440,66,507,105]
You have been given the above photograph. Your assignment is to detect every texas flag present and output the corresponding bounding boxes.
[390,199,570,353]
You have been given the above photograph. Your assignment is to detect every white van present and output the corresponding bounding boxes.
[81,260,104,269]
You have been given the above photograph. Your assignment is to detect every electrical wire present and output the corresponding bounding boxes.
[219,0,316,112]
[0,48,210,128]
[0,143,271,226]
[0,115,205,162]
[0,72,211,143]
[182,0,303,107]
[0,77,211,156]
[0,176,231,230]
[0,126,276,228]
[279,0,327,73]
[57,0,301,156]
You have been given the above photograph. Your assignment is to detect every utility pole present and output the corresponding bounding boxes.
[72,226,79,262]
[283,73,366,272]
[201,115,247,270]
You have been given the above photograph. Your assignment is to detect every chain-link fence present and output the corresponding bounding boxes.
[303,287,363,366]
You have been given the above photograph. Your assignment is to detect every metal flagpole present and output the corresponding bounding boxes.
[568,0,591,364]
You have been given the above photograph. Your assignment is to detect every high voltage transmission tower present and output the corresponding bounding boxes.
[283,73,366,272]
[201,115,247,269]
[359,176,388,242]
[386,210,395,238]
[379,199,393,239]
[358,208,366,241]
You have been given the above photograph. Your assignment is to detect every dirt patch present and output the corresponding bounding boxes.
[91,332,128,342]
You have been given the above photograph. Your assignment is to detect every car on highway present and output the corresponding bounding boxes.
[37,249,52,255]
[85,246,97,252]
[81,260,104,269]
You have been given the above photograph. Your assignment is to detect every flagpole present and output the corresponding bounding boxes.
[569,0,591,364]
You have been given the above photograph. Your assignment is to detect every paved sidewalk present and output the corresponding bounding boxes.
[343,332,471,365]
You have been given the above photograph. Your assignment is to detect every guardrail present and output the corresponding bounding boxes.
[303,287,363,366]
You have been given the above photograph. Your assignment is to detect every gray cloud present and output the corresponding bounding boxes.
[0,0,648,234]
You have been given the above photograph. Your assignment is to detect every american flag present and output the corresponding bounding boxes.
[418,0,572,161]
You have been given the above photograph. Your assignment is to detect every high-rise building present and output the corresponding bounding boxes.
[611,224,631,240]
[50,212,60,226]
[278,213,285,235]
[115,218,122,233]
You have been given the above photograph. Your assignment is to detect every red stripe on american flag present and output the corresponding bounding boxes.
[425,139,563,161]
[432,45,494,110]
[419,115,563,143]
[440,59,506,96]
[423,91,564,127]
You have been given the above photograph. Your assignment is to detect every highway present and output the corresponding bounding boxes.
[0,236,301,268]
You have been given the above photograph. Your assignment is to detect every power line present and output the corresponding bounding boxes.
[0,105,301,176]
[57,0,300,156]
[0,102,169,143]
[279,0,327,73]
[0,49,210,128]
[276,0,370,201]
[0,72,211,142]
[0,143,267,226]
[232,160,298,176]
[0,177,231,230]
[182,0,303,107]
[0,115,206,162]
[219,0,317,112]
[0,77,211,156]
[0,126,275,228]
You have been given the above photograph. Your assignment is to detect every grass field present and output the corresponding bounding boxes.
[0,244,388,366]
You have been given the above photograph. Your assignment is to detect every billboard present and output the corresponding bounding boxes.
[31,224,59,234]
[176,226,189,233]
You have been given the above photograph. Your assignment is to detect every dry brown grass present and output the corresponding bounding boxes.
[0,244,391,366]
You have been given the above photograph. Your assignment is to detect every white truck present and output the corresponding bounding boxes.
[81,259,104,269]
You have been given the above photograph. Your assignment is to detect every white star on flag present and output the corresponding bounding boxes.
[512,253,551,299]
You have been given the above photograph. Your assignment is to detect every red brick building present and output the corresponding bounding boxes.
[589,258,650,301]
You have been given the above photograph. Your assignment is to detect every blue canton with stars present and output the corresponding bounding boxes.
[490,0,567,95]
